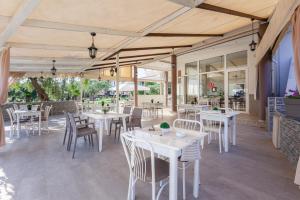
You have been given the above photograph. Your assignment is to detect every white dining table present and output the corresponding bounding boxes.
[82,112,130,152]
[198,111,239,152]
[177,104,210,119]
[126,128,207,200]
[14,110,41,137]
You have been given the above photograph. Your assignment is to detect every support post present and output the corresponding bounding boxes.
[133,66,138,107]
[171,54,177,112]
[257,22,272,121]
[116,54,120,113]
[80,77,83,102]
[164,71,168,107]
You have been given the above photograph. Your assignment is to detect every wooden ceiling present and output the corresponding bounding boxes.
[0,0,279,73]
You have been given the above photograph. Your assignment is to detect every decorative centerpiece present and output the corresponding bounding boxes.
[213,107,219,111]
[284,89,300,120]
[160,122,170,134]
[101,101,110,114]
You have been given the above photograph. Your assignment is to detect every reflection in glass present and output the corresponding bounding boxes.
[228,71,246,111]
[185,62,198,103]
[199,72,224,108]
[199,56,224,73]
[226,51,247,69]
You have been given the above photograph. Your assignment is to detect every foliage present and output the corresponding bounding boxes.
[8,79,37,102]
[145,82,160,95]
[286,89,300,99]
[160,122,170,129]
[8,77,112,102]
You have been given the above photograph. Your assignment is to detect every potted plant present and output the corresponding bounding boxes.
[102,103,110,114]
[160,122,170,134]
[284,89,300,120]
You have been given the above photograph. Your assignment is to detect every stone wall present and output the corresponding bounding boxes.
[280,116,300,167]
[1,101,77,121]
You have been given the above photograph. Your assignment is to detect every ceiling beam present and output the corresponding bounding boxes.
[168,0,204,8]
[146,33,223,37]
[122,45,193,52]
[11,56,90,65]
[92,58,154,67]
[8,42,110,52]
[0,0,41,47]
[107,52,171,60]
[138,22,260,68]
[92,6,192,65]
[196,3,268,21]
[0,15,140,37]
[85,62,141,71]
[104,45,191,60]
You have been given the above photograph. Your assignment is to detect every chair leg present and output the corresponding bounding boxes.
[219,132,222,154]
[114,123,118,143]
[95,133,100,152]
[67,133,72,151]
[63,127,67,145]
[182,163,186,200]
[117,124,121,143]
[91,134,94,147]
[72,137,78,159]
[109,121,113,136]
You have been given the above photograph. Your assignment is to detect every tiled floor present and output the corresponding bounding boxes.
[0,112,300,200]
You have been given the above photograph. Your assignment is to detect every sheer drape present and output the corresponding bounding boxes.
[0,47,10,146]
[292,6,300,93]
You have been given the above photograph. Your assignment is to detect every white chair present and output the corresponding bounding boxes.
[173,119,204,200]
[33,105,52,133]
[19,105,28,111]
[12,104,19,110]
[6,108,29,137]
[200,112,224,153]
[121,132,169,200]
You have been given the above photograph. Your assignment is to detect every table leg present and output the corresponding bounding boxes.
[122,117,127,132]
[98,120,104,152]
[104,119,109,135]
[224,119,229,152]
[17,114,20,138]
[169,151,178,200]
[193,159,200,198]
[233,116,237,145]
[38,113,41,135]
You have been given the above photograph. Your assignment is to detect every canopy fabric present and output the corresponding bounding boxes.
[0,47,10,146]
[0,0,278,73]
[110,83,150,92]
[255,0,300,66]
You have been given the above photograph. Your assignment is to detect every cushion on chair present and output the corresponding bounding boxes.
[145,157,169,182]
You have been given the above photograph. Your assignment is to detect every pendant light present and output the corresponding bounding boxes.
[249,19,257,51]
[110,67,115,77]
[88,32,98,59]
[40,72,44,79]
[51,60,57,76]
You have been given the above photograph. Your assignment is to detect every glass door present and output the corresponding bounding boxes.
[227,70,247,111]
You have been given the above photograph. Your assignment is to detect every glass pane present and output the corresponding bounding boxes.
[199,56,224,73]
[199,72,224,108]
[228,71,246,111]
[185,61,198,75]
[185,75,198,104]
[177,77,184,105]
[226,51,247,69]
